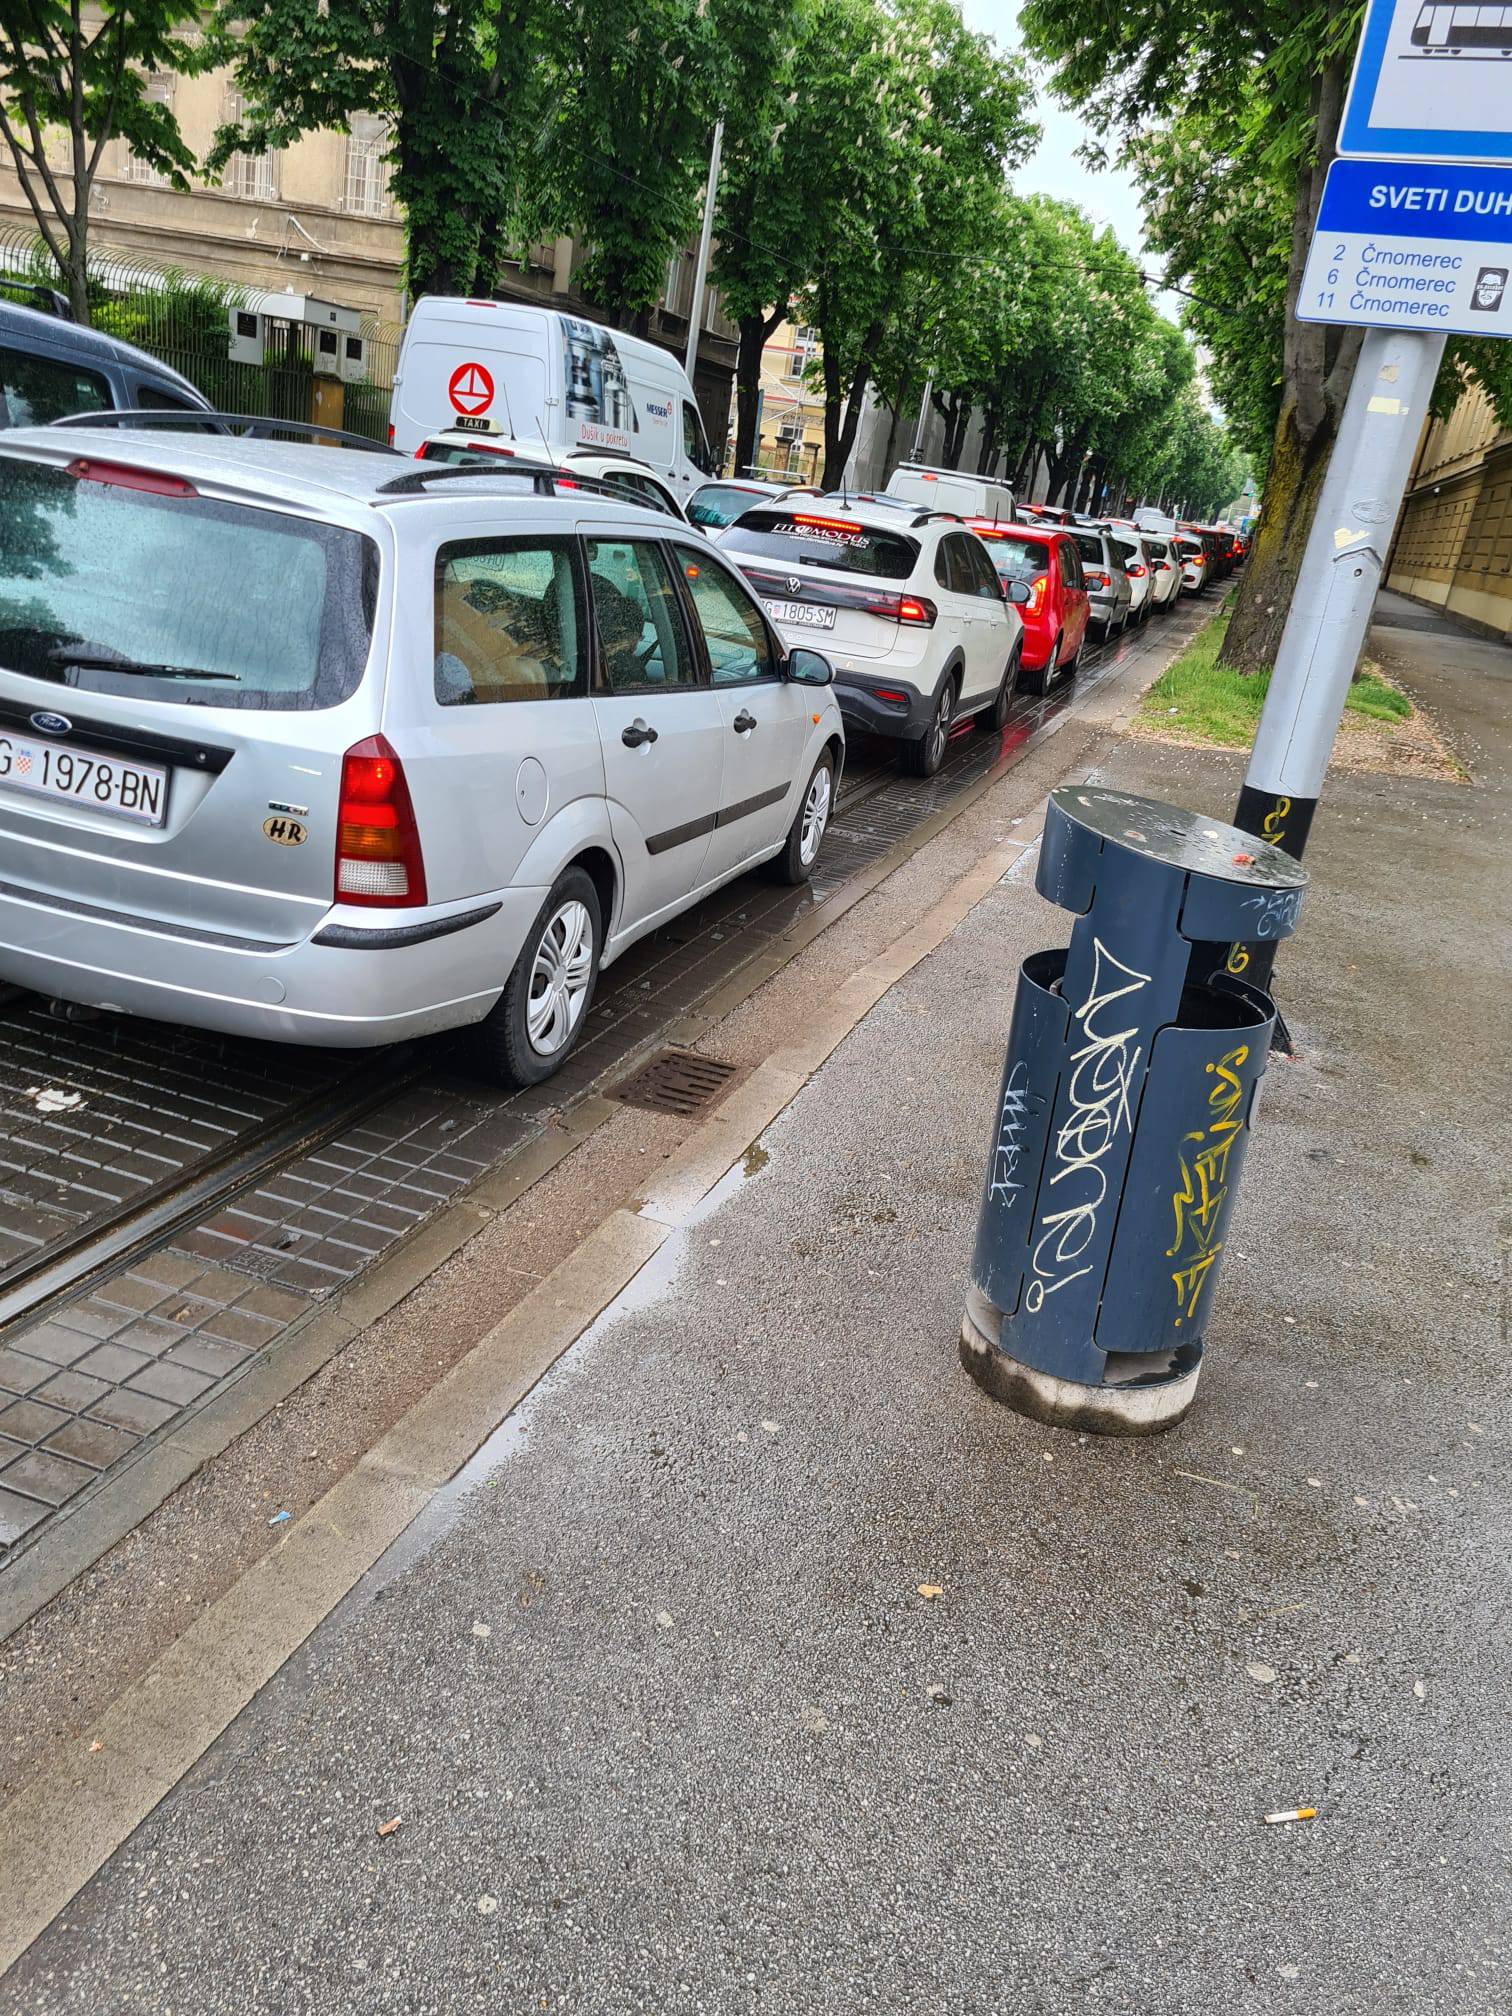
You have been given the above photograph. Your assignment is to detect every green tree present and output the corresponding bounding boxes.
[213,0,548,300]
[1020,0,1370,670]
[709,0,827,476]
[800,0,1036,484]
[0,0,205,323]
[541,0,794,328]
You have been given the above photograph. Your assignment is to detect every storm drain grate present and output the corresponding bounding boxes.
[611,1050,741,1118]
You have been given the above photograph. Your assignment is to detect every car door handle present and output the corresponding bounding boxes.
[732,710,757,734]
[621,720,658,748]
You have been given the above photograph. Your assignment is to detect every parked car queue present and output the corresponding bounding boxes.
[0,290,1239,1090]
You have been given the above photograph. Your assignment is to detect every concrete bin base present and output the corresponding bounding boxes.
[960,1293,1203,1437]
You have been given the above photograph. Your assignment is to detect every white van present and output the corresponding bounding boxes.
[389,298,718,500]
[882,463,1015,523]
[1134,506,1178,535]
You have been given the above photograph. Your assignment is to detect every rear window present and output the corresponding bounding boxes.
[1178,538,1205,558]
[0,455,378,710]
[725,509,917,581]
[687,483,767,529]
[419,440,515,467]
[986,536,1050,584]
[1070,531,1105,566]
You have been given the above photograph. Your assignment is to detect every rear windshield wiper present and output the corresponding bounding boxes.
[47,646,241,684]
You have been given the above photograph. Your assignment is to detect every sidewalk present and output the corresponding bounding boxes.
[6,599,1509,2013]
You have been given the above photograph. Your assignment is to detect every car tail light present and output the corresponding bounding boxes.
[791,512,861,534]
[66,458,196,497]
[1127,562,1147,578]
[335,736,427,907]
[1026,574,1047,615]
[1087,570,1109,589]
[897,594,936,626]
[874,688,911,705]
[387,424,395,444]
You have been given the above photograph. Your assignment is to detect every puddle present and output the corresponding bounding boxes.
[349,1143,776,1606]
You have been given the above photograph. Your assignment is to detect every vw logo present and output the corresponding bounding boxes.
[29,711,71,736]
[786,576,801,594]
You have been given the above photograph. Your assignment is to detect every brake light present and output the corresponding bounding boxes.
[1026,574,1047,615]
[1127,563,1147,578]
[1087,570,1109,589]
[387,424,395,444]
[335,736,427,907]
[791,512,861,534]
[897,595,936,626]
[66,458,196,497]
[874,688,911,704]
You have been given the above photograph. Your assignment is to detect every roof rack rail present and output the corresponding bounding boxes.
[563,446,652,471]
[909,509,965,527]
[376,458,623,500]
[1,279,73,320]
[49,409,402,455]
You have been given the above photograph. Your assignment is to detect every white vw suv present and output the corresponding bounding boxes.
[720,497,1026,776]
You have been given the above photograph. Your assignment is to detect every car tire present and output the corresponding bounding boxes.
[471,866,602,1088]
[977,648,1020,733]
[768,750,835,885]
[1024,634,1060,697]
[903,673,956,777]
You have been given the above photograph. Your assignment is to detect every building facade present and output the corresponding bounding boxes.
[1388,383,1512,640]
[0,56,739,442]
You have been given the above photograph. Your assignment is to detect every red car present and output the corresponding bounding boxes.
[971,523,1091,693]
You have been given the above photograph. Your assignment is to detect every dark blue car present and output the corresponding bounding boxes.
[0,295,210,430]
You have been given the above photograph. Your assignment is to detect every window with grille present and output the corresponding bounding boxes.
[344,116,392,216]
[222,89,279,201]
[122,73,174,186]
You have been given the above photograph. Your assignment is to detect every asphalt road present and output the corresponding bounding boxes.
[6,595,1508,2013]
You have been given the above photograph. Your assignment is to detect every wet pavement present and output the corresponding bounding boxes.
[4,595,1505,2011]
[0,616,1178,1575]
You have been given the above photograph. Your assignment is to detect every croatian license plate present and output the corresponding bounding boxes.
[0,733,169,826]
[764,600,835,630]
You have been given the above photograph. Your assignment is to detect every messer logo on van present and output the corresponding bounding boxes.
[30,711,71,735]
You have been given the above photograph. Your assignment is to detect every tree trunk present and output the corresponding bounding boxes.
[1215,390,1337,671]
[976,406,999,475]
[881,381,910,481]
[733,314,767,477]
[1219,39,1355,674]
[818,319,880,488]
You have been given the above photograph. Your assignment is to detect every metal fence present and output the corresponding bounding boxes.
[0,230,401,441]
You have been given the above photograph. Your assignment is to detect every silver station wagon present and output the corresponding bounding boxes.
[0,427,843,1084]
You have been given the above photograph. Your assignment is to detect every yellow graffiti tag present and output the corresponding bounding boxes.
[1166,1046,1249,1327]
[1261,797,1291,846]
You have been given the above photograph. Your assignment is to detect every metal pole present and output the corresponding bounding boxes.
[683,118,724,383]
[910,376,933,461]
[1228,326,1447,994]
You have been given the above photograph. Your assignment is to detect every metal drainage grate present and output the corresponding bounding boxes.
[611,1049,741,1118]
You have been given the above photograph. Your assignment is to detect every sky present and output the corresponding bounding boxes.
[960,0,1154,265]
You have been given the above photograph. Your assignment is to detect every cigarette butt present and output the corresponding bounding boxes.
[1263,1807,1317,1826]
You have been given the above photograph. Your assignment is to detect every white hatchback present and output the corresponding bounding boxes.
[721,498,1026,776]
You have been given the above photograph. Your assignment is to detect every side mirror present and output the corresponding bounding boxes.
[786,646,834,687]
[1005,579,1031,607]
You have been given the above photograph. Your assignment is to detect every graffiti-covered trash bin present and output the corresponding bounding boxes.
[960,786,1307,1436]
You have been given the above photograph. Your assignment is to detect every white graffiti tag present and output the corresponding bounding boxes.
[1025,938,1151,1313]
[988,1059,1033,1205]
